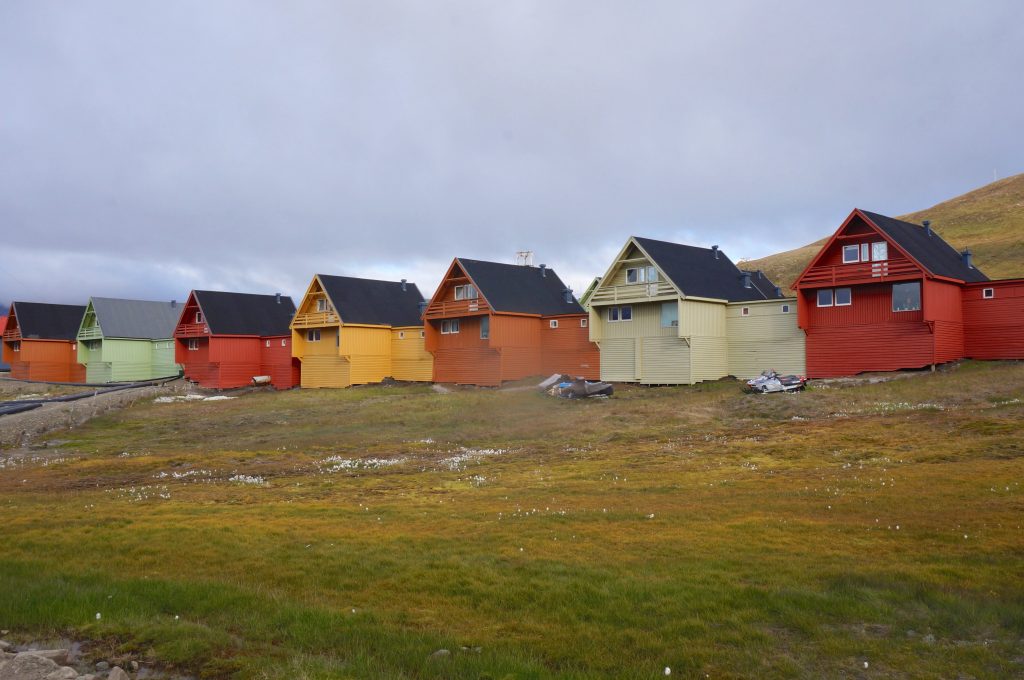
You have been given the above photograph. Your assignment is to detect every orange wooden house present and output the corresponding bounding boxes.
[423,258,599,386]
[1,301,87,382]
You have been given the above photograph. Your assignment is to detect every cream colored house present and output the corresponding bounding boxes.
[588,236,805,384]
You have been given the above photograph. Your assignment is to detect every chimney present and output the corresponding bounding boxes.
[923,220,932,237]
[961,249,973,269]
[741,272,752,289]
[774,286,782,297]
[539,264,547,277]
[711,245,719,259]
[418,301,428,316]
[757,270,763,279]
[275,293,281,304]
[563,288,574,303]
[401,278,407,292]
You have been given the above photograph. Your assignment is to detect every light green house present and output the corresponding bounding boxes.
[588,236,805,384]
[77,297,183,383]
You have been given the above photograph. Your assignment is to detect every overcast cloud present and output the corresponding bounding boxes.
[2,1,1022,308]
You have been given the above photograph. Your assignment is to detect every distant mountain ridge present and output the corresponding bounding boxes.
[745,173,1024,293]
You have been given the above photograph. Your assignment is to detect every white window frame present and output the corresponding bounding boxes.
[607,307,619,322]
[316,298,328,312]
[646,265,658,282]
[871,241,888,262]
[580,318,588,328]
[741,307,750,316]
[12,341,20,353]
[660,301,678,328]
[817,289,834,307]
[454,284,477,301]
[399,331,405,339]
[441,319,461,334]
[860,243,870,261]
[983,287,995,299]
[419,330,425,338]
[834,288,852,307]
[265,340,270,348]
[549,319,559,329]
[187,338,199,351]
[626,268,640,284]
[842,245,860,264]
[195,311,203,324]
[307,329,321,342]
[282,339,287,347]
[781,304,791,314]
[620,305,633,321]
[480,316,489,339]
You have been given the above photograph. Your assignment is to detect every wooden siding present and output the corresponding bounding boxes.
[541,316,599,379]
[599,338,637,382]
[806,324,935,378]
[963,280,1024,359]
[80,339,179,383]
[179,336,296,390]
[391,328,432,382]
[640,336,690,384]
[726,301,806,378]
[301,355,351,388]
[7,339,86,383]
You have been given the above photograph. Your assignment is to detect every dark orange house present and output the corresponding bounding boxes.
[423,258,599,386]
[2,301,87,382]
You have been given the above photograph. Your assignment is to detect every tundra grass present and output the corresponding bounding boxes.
[1,362,1023,678]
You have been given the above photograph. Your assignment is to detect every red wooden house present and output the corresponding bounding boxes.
[1,301,87,382]
[174,290,299,389]
[793,208,1024,377]
[423,258,599,386]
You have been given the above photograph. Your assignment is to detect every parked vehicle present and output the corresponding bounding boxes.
[746,369,807,393]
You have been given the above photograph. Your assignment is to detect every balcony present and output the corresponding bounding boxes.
[423,298,491,319]
[589,281,677,305]
[291,311,340,328]
[2,328,21,342]
[797,260,920,288]
[77,326,103,340]
[174,322,209,337]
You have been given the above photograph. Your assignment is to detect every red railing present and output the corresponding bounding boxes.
[2,329,21,342]
[423,298,491,318]
[174,322,209,337]
[798,261,920,288]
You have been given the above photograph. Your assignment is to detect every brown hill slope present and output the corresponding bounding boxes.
[746,173,1024,293]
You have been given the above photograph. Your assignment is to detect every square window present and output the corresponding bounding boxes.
[816,289,833,307]
[307,329,321,342]
[316,298,328,312]
[607,307,619,322]
[741,307,750,316]
[983,288,995,299]
[892,282,921,312]
[620,305,633,321]
[626,268,639,284]
[549,319,559,329]
[580,318,588,328]
[188,338,199,351]
[872,241,888,261]
[781,304,791,314]
[842,245,860,263]
[835,288,852,306]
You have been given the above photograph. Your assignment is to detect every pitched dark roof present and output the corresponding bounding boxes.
[192,291,296,336]
[859,210,989,282]
[742,270,786,300]
[318,275,425,327]
[633,237,784,302]
[90,298,181,339]
[11,302,87,340]
[457,259,585,316]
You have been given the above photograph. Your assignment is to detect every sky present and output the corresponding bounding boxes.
[2,1,1022,310]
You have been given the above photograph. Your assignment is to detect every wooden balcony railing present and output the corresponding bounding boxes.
[423,298,491,319]
[174,322,209,337]
[77,326,103,340]
[589,281,677,305]
[797,260,920,288]
[2,329,21,342]
[291,311,340,328]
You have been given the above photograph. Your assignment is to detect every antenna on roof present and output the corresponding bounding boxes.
[515,250,534,266]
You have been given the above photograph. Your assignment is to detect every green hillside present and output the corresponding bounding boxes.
[746,172,1024,293]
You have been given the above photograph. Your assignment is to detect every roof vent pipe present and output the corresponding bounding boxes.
[171,300,177,308]
[757,270,763,279]
[774,286,782,297]
[711,245,719,259]
[923,219,932,236]
[275,293,281,304]
[539,264,547,277]
[741,272,752,289]
[563,288,573,303]
[962,249,973,269]
[401,278,407,291]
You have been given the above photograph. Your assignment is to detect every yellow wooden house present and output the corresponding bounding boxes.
[588,236,805,383]
[291,274,432,388]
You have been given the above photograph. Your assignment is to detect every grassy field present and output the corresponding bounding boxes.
[746,172,1024,293]
[1,363,1023,679]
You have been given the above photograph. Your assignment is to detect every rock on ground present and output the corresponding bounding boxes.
[0,652,78,680]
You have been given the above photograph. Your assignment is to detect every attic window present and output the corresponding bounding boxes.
[316,298,328,312]
[549,319,559,329]
[872,242,888,261]
[626,266,658,284]
[454,284,478,300]
[307,329,321,342]
[195,312,203,324]
[580,318,588,328]
[983,288,995,299]
[842,245,860,264]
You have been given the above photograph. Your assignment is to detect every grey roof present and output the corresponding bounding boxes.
[859,210,989,283]
[633,237,785,302]
[89,297,182,339]
[457,259,585,315]
[318,275,425,326]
